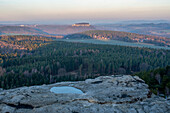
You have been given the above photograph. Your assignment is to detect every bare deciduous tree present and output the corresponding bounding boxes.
[155,74,161,84]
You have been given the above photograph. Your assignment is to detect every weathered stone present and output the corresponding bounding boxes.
[0,75,169,113]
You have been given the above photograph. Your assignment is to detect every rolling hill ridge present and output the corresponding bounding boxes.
[65,30,170,47]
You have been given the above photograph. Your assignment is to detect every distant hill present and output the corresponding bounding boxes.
[36,25,96,35]
[0,25,96,35]
[0,26,49,35]
[95,23,170,38]
[64,30,170,47]
[1,23,170,38]
[127,23,170,28]
[119,20,170,24]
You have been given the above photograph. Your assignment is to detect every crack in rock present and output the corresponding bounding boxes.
[3,102,34,109]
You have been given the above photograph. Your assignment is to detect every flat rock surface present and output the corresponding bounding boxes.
[0,75,169,113]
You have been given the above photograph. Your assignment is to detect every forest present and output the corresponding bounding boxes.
[0,35,52,50]
[135,66,170,96]
[0,36,169,96]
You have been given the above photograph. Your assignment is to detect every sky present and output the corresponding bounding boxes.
[0,0,170,24]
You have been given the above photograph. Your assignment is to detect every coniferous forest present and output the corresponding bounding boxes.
[0,35,169,95]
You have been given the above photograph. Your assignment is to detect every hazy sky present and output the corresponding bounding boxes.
[0,0,170,24]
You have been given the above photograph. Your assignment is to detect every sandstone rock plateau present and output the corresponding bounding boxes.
[0,75,169,113]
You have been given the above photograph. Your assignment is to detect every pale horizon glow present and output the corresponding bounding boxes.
[0,0,170,24]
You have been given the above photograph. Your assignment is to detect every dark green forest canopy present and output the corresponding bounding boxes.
[134,66,170,96]
[3,41,170,71]
[0,40,169,92]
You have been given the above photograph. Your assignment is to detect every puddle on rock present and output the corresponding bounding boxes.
[50,86,84,94]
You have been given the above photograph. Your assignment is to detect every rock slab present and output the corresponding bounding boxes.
[0,75,169,113]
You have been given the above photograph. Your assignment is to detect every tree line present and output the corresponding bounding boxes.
[134,66,170,96]
[0,40,169,92]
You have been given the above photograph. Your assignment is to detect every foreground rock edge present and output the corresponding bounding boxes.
[0,75,169,113]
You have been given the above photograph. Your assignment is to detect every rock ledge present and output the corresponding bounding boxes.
[0,75,169,113]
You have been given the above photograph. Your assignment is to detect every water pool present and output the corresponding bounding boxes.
[50,86,84,94]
